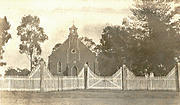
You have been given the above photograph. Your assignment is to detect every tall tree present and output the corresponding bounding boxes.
[97,25,134,76]
[128,1,180,76]
[0,16,11,66]
[97,1,180,76]
[17,15,48,71]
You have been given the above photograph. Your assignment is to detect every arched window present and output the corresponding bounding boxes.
[71,66,78,76]
[57,61,61,73]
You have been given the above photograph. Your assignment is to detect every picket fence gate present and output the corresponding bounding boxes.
[87,67,123,89]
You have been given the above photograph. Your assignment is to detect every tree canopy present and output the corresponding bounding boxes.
[128,1,180,76]
[5,68,30,76]
[17,15,48,71]
[0,16,11,66]
[97,1,180,76]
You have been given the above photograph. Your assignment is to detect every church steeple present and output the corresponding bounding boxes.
[69,24,78,37]
[67,24,80,76]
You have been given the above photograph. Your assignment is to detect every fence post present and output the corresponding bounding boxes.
[145,75,148,90]
[61,77,63,91]
[84,64,88,89]
[122,65,127,90]
[58,75,59,91]
[122,66,124,90]
[149,73,154,90]
[176,62,180,91]
[8,79,10,91]
[40,60,45,92]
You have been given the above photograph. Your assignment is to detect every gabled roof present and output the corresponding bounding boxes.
[50,37,97,57]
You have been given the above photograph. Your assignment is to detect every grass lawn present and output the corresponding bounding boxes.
[0,90,180,105]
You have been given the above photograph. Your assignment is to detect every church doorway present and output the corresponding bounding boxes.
[71,66,78,76]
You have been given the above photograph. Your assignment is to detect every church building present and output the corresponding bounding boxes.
[48,25,99,76]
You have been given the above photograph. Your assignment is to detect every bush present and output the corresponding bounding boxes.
[5,68,30,76]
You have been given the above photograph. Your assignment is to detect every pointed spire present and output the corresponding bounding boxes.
[73,19,74,26]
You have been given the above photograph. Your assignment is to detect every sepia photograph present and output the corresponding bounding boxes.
[0,0,180,105]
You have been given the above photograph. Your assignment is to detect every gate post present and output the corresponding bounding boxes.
[122,65,127,90]
[40,60,45,92]
[84,63,88,89]
[176,62,180,91]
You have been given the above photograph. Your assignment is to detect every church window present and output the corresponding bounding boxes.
[71,49,76,54]
[57,61,61,73]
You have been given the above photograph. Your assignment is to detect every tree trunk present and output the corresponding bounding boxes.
[30,52,33,71]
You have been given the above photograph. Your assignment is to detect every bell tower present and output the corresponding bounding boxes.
[66,25,80,76]
[69,24,78,37]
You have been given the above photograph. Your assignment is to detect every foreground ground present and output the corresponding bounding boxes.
[0,90,180,105]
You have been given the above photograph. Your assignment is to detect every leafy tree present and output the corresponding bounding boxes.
[0,16,11,66]
[5,68,17,76]
[97,1,180,76]
[5,67,30,76]
[32,56,44,69]
[97,25,134,76]
[128,1,180,76]
[17,15,48,71]
[97,53,119,76]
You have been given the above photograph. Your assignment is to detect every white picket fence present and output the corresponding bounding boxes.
[42,68,84,91]
[0,65,42,91]
[0,65,85,91]
[0,62,179,91]
[0,77,40,91]
[125,66,177,90]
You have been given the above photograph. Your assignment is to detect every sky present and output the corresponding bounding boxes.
[0,0,133,72]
